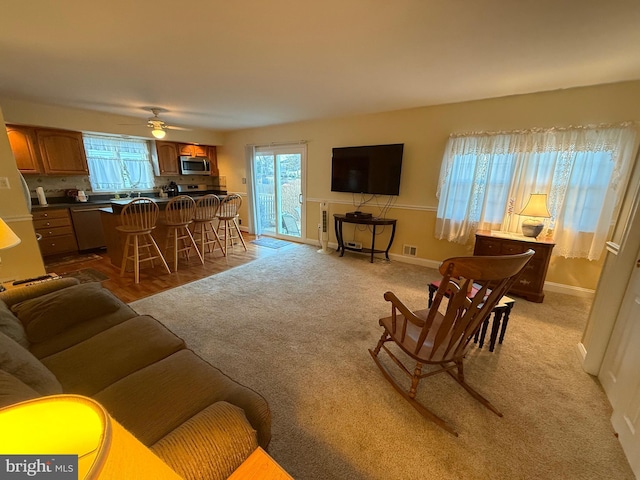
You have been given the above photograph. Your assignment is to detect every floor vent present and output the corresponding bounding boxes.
[403,244,417,256]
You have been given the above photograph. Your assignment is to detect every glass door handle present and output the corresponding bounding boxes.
[299,194,303,204]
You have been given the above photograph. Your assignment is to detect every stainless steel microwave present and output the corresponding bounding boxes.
[179,156,211,175]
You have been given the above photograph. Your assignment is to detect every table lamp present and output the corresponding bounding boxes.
[0,395,181,479]
[0,218,21,291]
[518,193,550,238]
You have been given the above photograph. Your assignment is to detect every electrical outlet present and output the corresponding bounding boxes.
[0,177,10,189]
[238,218,242,225]
[242,177,247,184]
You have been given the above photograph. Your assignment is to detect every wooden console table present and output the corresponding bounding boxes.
[473,231,555,303]
[334,214,397,263]
[228,447,293,479]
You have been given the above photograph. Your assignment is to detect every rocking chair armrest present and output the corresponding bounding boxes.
[383,291,425,325]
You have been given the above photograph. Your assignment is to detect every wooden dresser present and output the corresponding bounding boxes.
[473,231,555,303]
[32,208,78,257]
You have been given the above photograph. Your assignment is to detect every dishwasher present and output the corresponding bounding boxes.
[70,205,108,251]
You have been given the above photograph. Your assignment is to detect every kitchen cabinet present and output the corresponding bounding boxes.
[33,208,78,257]
[155,141,180,175]
[207,145,219,176]
[35,128,89,175]
[6,125,42,174]
[177,143,208,157]
[473,231,555,303]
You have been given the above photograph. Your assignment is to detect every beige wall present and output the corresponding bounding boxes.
[0,107,45,282]
[219,80,640,291]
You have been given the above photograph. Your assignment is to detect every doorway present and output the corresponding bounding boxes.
[251,145,305,241]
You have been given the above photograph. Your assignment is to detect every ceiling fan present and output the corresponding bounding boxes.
[123,107,191,139]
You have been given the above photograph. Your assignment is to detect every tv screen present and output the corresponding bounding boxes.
[331,144,404,196]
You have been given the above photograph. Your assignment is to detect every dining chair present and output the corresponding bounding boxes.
[369,250,534,436]
[116,197,171,284]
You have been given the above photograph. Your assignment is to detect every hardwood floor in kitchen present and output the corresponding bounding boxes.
[44,234,274,303]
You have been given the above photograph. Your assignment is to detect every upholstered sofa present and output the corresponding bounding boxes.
[0,278,271,479]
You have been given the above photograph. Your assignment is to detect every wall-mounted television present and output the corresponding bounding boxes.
[331,143,404,196]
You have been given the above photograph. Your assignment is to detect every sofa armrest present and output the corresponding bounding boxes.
[151,402,258,480]
[0,278,80,308]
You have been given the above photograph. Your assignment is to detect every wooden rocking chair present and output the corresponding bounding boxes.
[369,250,534,436]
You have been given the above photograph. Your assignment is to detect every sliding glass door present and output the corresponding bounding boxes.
[252,145,305,240]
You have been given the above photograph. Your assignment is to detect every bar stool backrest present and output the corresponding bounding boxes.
[120,198,159,231]
[194,194,221,221]
[165,195,196,225]
[218,194,242,220]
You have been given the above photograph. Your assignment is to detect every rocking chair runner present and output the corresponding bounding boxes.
[369,250,535,436]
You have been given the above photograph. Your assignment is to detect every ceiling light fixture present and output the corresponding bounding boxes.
[151,127,166,139]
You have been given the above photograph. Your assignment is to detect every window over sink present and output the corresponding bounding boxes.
[83,134,155,193]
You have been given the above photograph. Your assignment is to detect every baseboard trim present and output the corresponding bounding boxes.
[544,281,595,299]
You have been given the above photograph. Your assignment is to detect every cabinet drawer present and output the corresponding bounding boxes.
[474,238,502,255]
[500,241,529,255]
[32,209,70,221]
[38,234,78,256]
[34,217,71,229]
[37,225,75,239]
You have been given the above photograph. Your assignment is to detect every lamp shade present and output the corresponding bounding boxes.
[518,193,551,218]
[0,218,21,250]
[151,127,166,139]
[0,395,180,479]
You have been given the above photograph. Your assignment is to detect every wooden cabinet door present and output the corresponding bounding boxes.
[6,125,41,174]
[207,145,219,176]
[156,141,179,175]
[36,129,89,175]
[177,143,207,157]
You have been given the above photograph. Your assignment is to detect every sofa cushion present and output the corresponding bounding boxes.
[0,331,62,395]
[0,369,41,408]
[151,402,258,480]
[11,282,122,343]
[0,300,28,348]
[94,349,270,448]
[41,315,185,396]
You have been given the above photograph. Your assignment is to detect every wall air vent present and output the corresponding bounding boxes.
[403,244,417,257]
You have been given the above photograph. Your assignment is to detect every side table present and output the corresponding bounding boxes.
[428,281,516,352]
[228,447,293,480]
[334,214,397,263]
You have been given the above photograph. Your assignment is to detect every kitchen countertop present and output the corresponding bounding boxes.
[31,191,227,212]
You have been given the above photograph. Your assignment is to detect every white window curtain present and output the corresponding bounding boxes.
[83,135,155,192]
[435,124,637,260]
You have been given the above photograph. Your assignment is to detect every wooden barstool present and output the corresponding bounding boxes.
[116,197,170,284]
[217,193,247,252]
[191,194,226,258]
[163,195,204,271]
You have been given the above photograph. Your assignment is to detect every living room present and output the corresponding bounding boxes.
[1,1,640,479]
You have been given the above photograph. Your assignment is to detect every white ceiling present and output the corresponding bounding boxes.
[1,0,639,132]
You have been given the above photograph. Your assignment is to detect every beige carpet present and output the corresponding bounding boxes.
[131,244,634,480]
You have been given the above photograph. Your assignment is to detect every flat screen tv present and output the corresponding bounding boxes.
[331,143,404,196]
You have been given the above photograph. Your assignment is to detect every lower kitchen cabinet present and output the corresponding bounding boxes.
[33,209,78,257]
[473,230,555,303]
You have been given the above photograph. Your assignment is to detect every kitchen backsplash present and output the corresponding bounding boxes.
[24,174,226,199]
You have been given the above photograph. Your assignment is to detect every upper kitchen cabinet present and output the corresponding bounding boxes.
[207,145,219,176]
[176,143,208,157]
[35,128,89,175]
[6,125,42,174]
[155,141,180,175]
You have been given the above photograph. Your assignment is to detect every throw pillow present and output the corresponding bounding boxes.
[0,300,29,347]
[0,369,40,408]
[0,331,62,395]
[11,282,122,343]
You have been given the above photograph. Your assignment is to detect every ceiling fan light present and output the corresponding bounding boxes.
[151,127,166,139]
